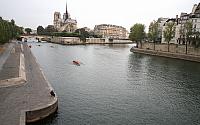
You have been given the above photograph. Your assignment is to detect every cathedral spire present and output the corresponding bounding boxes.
[65,1,69,20]
[66,1,68,14]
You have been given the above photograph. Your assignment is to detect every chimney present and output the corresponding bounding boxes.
[192,4,197,14]
[176,15,179,24]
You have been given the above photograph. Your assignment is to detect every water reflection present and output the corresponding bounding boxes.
[29,42,200,125]
[127,53,200,124]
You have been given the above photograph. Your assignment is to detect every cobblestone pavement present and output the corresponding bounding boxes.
[0,42,56,125]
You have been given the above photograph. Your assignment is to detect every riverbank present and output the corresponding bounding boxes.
[50,37,134,45]
[0,41,58,125]
[20,35,134,45]
[130,47,200,63]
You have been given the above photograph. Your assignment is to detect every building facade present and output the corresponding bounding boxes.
[161,18,179,44]
[157,18,169,43]
[53,2,77,32]
[160,3,200,44]
[190,3,200,33]
[94,24,128,39]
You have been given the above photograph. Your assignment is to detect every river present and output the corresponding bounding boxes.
[28,41,200,125]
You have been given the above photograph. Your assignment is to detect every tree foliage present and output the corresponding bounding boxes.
[25,28,32,34]
[36,25,58,36]
[148,20,159,42]
[129,23,145,47]
[52,32,79,37]
[37,26,45,35]
[45,25,57,33]
[75,28,90,42]
[184,21,193,37]
[0,17,23,44]
[88,31,102,38]
[164,22,175,43]
[163,22,175,52]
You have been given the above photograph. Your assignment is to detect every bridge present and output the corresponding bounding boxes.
[19,35,48,42]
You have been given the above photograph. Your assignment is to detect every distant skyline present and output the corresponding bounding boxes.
[0,0,199,31]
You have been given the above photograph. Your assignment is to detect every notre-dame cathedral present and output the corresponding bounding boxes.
[53,1,77,32]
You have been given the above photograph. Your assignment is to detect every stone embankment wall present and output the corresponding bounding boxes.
[86,38,106,44]
[131,42,200,62]
[139,42,200,56]
[25,99,58,123]
[49,36,133,45]
[51,37,81,45]
[24,44,58,124]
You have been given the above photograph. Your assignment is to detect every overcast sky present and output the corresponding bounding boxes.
[0,0,199,31]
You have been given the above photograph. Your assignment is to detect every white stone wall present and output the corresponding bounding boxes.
[51,37,81,44]
[112,39,132,43]
[86,38,105,43]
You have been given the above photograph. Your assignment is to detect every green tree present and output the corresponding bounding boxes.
[163,22,175,52]
[75,28,90,43]
[184,21,193,54]
[0,20,3,42]
[37,26,45,35]
[25,28,32,35]
[45,25,57,34]
[148,20,159,50]
[0,18,23,43]
[88,31,102,38]
[129,23,145,48]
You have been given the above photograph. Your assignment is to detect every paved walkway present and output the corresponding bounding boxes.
[0,43,20,80]
[0,42,57,125]
[0,43,15,71]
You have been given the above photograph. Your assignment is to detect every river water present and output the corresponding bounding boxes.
[28,41,200,125]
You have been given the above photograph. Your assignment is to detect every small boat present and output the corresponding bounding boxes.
[73,60,80,66]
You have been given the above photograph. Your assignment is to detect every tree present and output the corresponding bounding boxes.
[88,31,102,38]
[25,28,32,35]
[163,22,175,52]
[75,28,90,43]
[37,26,45,35]
[44,25,57,35]
[129,23,145,48]
[18,27,24,35]
[184,21,193,54]
[0,17,23,43]
[148,20,159,50]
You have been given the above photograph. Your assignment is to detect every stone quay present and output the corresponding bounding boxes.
[0,41,58,125]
